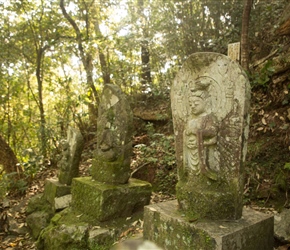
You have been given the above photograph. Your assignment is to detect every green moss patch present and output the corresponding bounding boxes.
[71,177,151,221]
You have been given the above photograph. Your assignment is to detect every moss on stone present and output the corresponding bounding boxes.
[91,155,131,184]
[143,202,216,250]
[176,174,243,220]
[43,179,71,206]
[36,206,144,250]
[71,177,151,222]
[26,193,54,216]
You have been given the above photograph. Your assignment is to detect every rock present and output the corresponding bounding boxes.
[87,227,116,249]
[54,194,72,211]
[274,209,290,242]
[26,194,53,216]
[38,223,88,250]
[26,211,51,239]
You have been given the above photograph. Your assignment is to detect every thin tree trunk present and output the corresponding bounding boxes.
[241,0,253,70]
[36,46,47,157]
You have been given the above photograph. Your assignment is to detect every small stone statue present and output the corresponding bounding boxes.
[183,79,220,181]
[58,127,84,185]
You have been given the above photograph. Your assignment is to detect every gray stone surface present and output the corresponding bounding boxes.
[26,211,51,239]
[171,52,251,220]
[54,194,72,211]
[58,126,84,185]
[87,227,116,249]
[274,208,290,242]
[143,200,274,250]
[43,178,71,206]
[91,84,133,184]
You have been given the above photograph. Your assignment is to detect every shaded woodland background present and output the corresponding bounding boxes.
[1,0,290,209]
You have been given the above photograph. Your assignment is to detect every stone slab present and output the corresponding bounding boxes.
[71,177,151,222]
[54,194,72,210]
[43,178,71,206]
[143,200,274,250]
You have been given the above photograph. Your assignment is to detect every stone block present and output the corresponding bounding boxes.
[43,178,71,206]
[143,200,274,250]
[91,155,131,184]
[71,177,151,221]
[54,194,72,210]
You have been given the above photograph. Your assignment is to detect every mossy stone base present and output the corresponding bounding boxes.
[91,158,131,184]
[143,200,274,250]
[176,176,243,220]
[37,207,143,250]
[43,178,71,206]
[71,177,151,221]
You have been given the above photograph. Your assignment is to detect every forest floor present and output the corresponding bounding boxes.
[1,87,290,249]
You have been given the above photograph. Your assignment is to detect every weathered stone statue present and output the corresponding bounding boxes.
[91,84,134,184]
[58,126,84,185]
[171,53,251,220]
[143,53,273,250]
[71,84,151,223]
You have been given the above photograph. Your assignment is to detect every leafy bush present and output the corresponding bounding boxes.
[132,123,177,194]
[250,60,275,88]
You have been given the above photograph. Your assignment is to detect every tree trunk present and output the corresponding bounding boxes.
[60,0,111,125]
[93,19,110,85]
[241,0,253,71]
[138,0,152,90]
[0,135,21,176]
[36,46,47,157]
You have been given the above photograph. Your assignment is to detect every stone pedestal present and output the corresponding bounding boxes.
[71,177,151,222]
[143,200,274,250]
[43,178,71,207]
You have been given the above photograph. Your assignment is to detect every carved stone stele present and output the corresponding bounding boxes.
[91,84,133,184]
[58,126,84,185]
[171,52,251,220]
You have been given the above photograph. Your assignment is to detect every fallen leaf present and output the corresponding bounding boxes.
[119,227,135,238]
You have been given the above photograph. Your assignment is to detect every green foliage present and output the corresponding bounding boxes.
[22,149,45,180]
[284,162,290,171]
[0,172,28,196]
[134,123,177,194]
[250,60,275,88]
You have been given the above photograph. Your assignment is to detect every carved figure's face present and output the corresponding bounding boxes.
[189,96,206,115]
